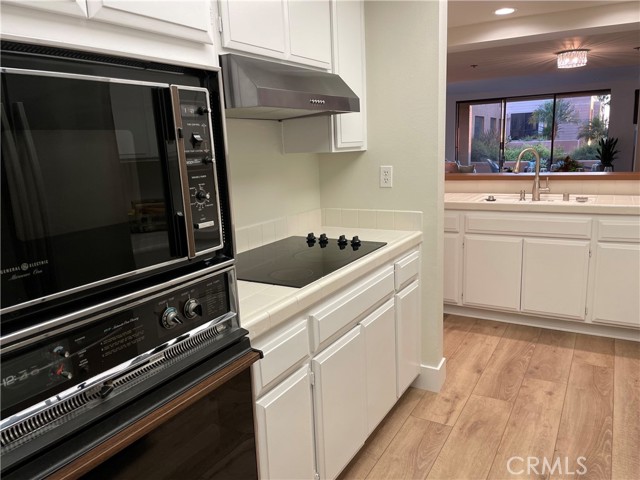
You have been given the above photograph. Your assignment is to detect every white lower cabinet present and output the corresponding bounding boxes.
[361,300,397,434]
[592,243,640,327]
[312,326,367,480]
[462,235,522,311]
[521,238,590,320]
[395,280,421,397]
[255,366,315,480]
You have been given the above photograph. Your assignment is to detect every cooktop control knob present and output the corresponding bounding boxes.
[306,232,316,242]
[184,299,203,319]
[161,307,182,329]
[351,236,361,247]
[338,235,348,246]
[319,233,328,244]
[195,190,211,202]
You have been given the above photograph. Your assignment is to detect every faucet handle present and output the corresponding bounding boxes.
[541,177,551,192]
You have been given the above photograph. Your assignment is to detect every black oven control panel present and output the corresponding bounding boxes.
[174,87,223,256]
[1,269,234,420]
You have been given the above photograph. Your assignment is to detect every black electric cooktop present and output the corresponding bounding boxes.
[236,234,387,288]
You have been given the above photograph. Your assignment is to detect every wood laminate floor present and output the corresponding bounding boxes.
[338,315,640,480]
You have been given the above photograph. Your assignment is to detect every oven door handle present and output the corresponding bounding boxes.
[169,85,197,259]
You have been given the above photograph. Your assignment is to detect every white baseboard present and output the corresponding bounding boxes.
[444,304,640,342]
[412,357,446,393]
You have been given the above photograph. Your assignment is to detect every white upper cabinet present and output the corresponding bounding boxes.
[219,0,287,56]
[288,0,331,66]
[218,0,331,69]
[1,1,218,67]
[2,0,88,17]
[86,0,214,44]
[282,0,367,153]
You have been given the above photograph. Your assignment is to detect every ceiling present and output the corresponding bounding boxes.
[447,0,640,83]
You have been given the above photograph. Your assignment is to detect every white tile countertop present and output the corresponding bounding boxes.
[236,226,422,339]
[445,193,640,215]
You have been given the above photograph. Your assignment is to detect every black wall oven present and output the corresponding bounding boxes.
[1,43,259,480]
[1,41,234,325]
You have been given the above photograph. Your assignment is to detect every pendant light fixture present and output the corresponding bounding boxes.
[556,49,589,69]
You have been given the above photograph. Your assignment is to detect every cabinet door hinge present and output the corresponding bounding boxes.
[309,370,315,386]
[589,249,592,258]
[218,16,224,33]
[314,472,320,480]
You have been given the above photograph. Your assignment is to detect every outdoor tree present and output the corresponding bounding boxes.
[577,115,608,143]
[528,98,579,138]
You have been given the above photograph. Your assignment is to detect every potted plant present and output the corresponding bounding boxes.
[595,137,619,171]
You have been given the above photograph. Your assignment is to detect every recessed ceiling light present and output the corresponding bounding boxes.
[495,7,516,16]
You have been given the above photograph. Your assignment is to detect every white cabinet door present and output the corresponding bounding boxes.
[86,0,214,44]
[395,281,421,397]
[255,366,316,480]
[312,326,367,480]
[444,232,462,304]
[2,0,88,17]
[361,300,397,435]
[592,243,640,328]
[332,0,366,149]
[521,238,590,320]
[288,0,331,68]
[281,0,366,153]
[462,235,522,311]
[219,0,286,57]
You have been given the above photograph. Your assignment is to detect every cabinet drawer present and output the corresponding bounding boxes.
[444,212,460,232]
[309,266,394,352]
[597,218,640,242]
[465,213,592,239]
[394,250,420,290]
[252,319,309,395]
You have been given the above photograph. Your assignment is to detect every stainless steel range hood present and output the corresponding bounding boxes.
[220,54,359,120]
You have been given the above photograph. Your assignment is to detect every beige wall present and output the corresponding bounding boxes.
[225,119,322,228]
[319,0,448,372]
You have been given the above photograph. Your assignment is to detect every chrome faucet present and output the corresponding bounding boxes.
[513,147,550,201]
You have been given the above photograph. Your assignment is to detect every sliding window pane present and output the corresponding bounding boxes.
[457,101,502,172]
[552,92,610,171]
[505,96,552,171]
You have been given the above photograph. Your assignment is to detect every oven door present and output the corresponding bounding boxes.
[2,343,261,480]
[1,68,220,312]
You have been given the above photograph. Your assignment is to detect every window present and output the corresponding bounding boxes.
[456,90,611,172]
[474,116,484,138]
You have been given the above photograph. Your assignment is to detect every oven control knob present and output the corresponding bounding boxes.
[184,299,203,319]
[351,236,362,247]
[161,307,182,329]
[53,346,70,358]
[306,232,316,242]
[202,155,213,164]
[195,190,211,202]
[197,106,210,115]
[338,235,348,246]
[190,133,204,147]
[59,370,73,380]
[319,233,328,243]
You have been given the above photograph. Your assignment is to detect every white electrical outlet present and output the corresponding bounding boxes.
[380,165,393,188]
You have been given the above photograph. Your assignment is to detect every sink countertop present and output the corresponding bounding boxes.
[237,226,422,339]
[445,193,640,215]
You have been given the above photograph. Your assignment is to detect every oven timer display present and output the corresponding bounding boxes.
[1,341,75,415]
